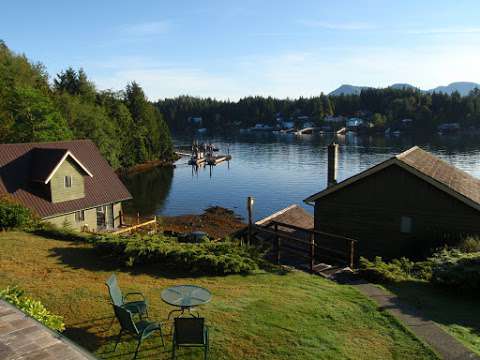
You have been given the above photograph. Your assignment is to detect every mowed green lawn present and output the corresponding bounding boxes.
[0,232,437,360]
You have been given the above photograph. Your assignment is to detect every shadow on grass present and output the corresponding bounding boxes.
[379,279,480,338]
[65,318,168,359]
[49,245,291,279]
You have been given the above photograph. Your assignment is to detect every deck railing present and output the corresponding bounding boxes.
[252,220,357,271]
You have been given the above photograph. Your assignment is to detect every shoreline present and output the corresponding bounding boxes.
[116,155,181,176]
[124,206,246,239]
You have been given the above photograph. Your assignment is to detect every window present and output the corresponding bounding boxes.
[75,210,85,222]
[400,216,413,234]
[64,175,72,188]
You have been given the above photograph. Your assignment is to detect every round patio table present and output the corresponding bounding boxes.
[161,285,212,319]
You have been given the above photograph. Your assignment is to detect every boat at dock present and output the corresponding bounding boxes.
[188,141,231,166]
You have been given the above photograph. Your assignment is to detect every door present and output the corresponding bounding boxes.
[106,204,114,229]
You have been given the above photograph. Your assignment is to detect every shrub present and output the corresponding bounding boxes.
[457,236,480,253]
[429,249,480,291]
[32,222,95,243]
[359,256,432,283]
[95,234,264,275]
[0,286,65,331]
[0,196,36,230]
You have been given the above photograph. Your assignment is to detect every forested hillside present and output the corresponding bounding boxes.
[0,41,172,169]
[158,87,480,134]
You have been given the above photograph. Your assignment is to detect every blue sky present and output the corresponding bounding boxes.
[2,0,480,100]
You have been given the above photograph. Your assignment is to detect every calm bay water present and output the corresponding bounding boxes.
[122,133,480,222]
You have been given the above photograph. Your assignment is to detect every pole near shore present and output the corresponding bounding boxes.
[247,196,254,245]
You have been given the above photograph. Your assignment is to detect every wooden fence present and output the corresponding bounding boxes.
[251,220,357,272]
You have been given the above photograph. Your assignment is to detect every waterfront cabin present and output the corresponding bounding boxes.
[346,117,364,130]
[304,145,480,259]
[0,140,132,232]
[187,116,203,125]
[324,115,346,124]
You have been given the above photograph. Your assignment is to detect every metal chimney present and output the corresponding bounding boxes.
[327,142,338,187]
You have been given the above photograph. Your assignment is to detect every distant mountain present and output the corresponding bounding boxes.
[328,84,370,96]
[427,82,480,96]
[329,82,480,96]
[389,83,417,90]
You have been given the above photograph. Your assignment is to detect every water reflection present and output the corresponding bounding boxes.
[121,133,480,220]
[121,166,174,216]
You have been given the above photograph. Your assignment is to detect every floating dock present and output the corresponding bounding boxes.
[188,157,206,166]
[206,155,232,165]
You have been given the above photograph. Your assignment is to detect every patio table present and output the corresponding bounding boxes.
[161,285,212,319]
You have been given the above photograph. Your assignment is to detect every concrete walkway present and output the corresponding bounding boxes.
[352,281,480,360]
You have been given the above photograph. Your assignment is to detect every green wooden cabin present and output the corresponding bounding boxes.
[305,145,480,259]
[0,140,132,232]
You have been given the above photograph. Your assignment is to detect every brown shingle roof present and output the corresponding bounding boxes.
[304,146,480,211]
[0,139,132,218]
[256,204,314,229]
[30,148,68,182]
[396,146,480,206]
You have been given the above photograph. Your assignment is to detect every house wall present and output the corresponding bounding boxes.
[314,164,480,259]
[44,202,123,232]
[50,158,85,203]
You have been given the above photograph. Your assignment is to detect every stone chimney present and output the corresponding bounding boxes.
[327,142,338,187]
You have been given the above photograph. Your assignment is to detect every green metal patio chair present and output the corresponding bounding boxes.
[106,274,148,319]
[113,305,164,359]
[172,317,209,360]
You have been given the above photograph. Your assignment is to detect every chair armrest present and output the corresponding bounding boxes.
[141,322,161,336]
[123,292,147,302]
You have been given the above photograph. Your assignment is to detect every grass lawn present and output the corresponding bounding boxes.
[0,231,438,360]
[384,280,480,356]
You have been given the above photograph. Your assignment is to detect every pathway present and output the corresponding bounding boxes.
[0,300,96,360]
[351,280,480,360]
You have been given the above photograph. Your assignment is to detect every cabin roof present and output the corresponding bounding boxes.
[256,204,314,230]
[30,148,93,183]
[0,139,132,218]
[304,146,480,211]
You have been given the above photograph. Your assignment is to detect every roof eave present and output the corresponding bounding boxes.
[44,151,93,184]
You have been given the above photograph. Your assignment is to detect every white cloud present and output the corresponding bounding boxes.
[299,20,376,31]
[88,44,480,100]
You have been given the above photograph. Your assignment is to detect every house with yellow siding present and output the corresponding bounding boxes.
[0,139,132,232]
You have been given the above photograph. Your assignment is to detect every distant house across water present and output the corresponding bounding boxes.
[324,115,345,124]
[0,140,132,232]
[346,117,364,129]
[305,145,480,259]
[188,116,203,126]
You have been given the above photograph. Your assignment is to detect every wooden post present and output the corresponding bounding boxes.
[247,196,254,245]
[348,240,355,269]
[137,212,140,225]
[310,233,315,273]
[119,210,123,227]
[154,216,157,232]
[274,223,280,265]
[327,142,339,187]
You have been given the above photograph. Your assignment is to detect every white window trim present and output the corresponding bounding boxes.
[64,175,72,188]
[75,210,85,222]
